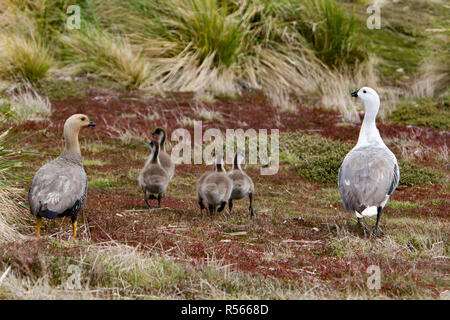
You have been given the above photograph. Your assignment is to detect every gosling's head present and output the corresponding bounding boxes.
[151,128,166,142]
[233,152,244,170]
[213,151,225,173]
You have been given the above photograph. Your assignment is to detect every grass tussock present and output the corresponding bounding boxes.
[409,17,449,99]
[0,33,53,83]
[0,186,27,244]
[1,87,52,123]
[61,29,152,90]
[297,0,367,68]
[94,0,369,116]
[0,0,448,121]
[0,131,29,244]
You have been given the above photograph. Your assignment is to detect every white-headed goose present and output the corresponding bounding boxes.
[338,87,400,236]
[28,114,95,237]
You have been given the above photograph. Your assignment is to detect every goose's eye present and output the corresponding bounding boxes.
[363,90,367,94]
[81,117,86,121]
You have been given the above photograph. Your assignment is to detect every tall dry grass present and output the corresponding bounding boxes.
[9,87,52,123]
[60,28,152,89]
[93,0,370,116]
[0,240,332,299]
[0,131,29,244]
[410,45,450,99]
[0,33,53,83]
[1,0,445,121]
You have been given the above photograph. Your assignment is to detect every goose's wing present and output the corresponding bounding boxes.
[388,162,400,195]
[197,171,212,195]
[339,146,397,212]
[29,160,87,217]
[159,152,174,176]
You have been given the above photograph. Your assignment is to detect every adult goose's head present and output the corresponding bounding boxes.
[64,114,95,132]
[63,114,95,155]
[351,87,380,115]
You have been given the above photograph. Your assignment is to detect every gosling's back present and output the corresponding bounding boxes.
[199,172,233,206]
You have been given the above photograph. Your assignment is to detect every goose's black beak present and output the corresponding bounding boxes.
[351,90,359,98]
[88,120,96,127]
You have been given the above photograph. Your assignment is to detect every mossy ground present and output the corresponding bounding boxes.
[388,98,450,130]
[280,132,447,186]
[1,86,448,299]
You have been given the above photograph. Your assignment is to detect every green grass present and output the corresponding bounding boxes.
[281,132,447,186]
[398,161,446,187]
[88,177,117,189]
[37,79,87,100]
[0,35,53,83]
[281,132,350,183]
[297,0,367,67]
[342,0,449,85]
[389,98,450,130]
[83,142,117,154]
[83,159,108,166]
[386,200,423,210]
[0,98,15,122]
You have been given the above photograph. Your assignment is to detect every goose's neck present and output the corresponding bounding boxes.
[63,124,81,156]
[215,163,226,173]
[151,144,161,165]
[232,162,242,172]
[357,103,384,147]
[160,132,166,152]
[232,154,242,171]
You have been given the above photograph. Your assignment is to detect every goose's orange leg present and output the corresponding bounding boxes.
[36,217,42,237]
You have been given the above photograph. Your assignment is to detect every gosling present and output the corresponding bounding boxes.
[197,153,232,218]
[151,128,175,181]
[227,153,255,217]
[138,140,169,208]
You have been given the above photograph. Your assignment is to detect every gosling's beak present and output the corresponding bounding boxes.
[351,90,359,98]
[88,120,96,127]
